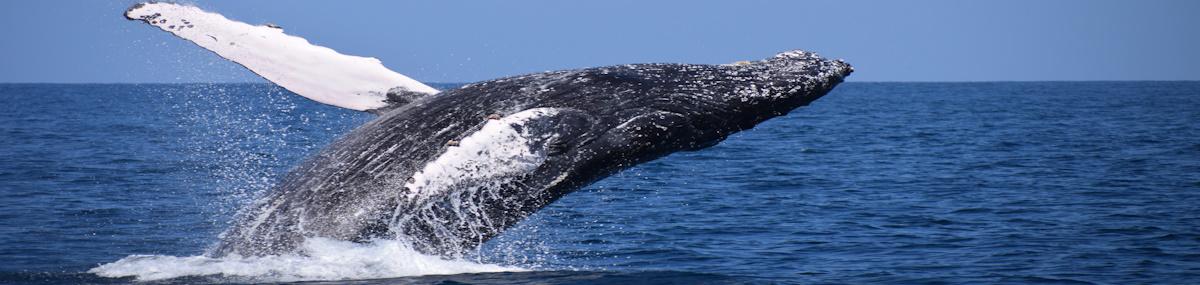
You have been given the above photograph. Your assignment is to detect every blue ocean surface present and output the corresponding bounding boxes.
[0,82,1197,284]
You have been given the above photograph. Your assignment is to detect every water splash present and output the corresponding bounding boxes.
[86,84,536,282]
[88,237,524,282]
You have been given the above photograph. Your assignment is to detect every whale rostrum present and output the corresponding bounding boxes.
[125,3,852,257]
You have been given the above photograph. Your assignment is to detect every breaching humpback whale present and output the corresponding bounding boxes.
[126,3,853,257]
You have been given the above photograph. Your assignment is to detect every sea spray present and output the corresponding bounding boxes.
[165,83,368,237]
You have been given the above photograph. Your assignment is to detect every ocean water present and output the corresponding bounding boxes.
[0,82,1197,284]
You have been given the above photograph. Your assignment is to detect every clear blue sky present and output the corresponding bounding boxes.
[1,0,1197,83]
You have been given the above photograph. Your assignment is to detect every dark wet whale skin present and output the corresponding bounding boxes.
[213,50,853,257]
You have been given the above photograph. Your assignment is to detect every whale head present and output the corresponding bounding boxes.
[565,50,853,160]
[690,50,854,145]
[725,50,854,116]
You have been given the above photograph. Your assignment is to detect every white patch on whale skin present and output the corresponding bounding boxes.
[385,108,562,251]
[401,108,560,202]
[124,3,438,111]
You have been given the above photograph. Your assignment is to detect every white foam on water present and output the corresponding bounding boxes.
[88,238,524,282]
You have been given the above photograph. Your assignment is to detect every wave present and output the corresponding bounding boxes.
[88,237,524,282]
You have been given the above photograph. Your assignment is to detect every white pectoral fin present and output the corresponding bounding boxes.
[125,3,438,111]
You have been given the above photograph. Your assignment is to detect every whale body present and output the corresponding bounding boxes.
[124,3,853,257]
